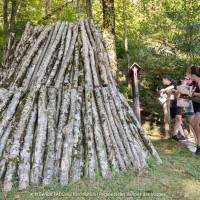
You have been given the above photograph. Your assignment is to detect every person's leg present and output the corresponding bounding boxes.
[190,113,200,155]
[174,115,185,136]
[188,115,196,139]
[187,101,195,137]
[194,113,200,146]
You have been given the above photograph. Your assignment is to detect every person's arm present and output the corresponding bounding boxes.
[193,92,200,98]
[160,85,174,93]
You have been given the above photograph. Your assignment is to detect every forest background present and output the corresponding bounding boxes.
[0,0,200,129]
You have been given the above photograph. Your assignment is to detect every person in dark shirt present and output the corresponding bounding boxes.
[186,65,200,155]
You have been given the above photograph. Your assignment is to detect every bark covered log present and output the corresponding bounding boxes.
[3,90,36,192]
[30,87,48,184]
[18,104,37,190]
[43,87,57,185]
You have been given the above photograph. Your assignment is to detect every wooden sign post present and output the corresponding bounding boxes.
[129,63,141,124]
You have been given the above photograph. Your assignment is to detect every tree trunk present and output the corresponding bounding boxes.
[86,0,93,19]
[102,0,117,79]
[10,0,18,32]
[3,0,9,30]
[76,0,80,17]
[44,0,51,15]
[123,0,130,69]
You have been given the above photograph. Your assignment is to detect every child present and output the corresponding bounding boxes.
[160,77,186,141]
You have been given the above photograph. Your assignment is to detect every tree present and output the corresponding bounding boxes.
[123,0,130,69]
[102,0,117,79]
[3,0,9,30]
[10,0,18,31]
[44,0,51,16]
[86,0,93,18]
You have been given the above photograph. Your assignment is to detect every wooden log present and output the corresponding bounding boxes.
[0,115,15,179]
[80,20,98,177]
[12,26,52,88]
[109,86,144,167]
[3,32,16,69]
[42,23,67,85]
[4,22,33,73]
[0,135,12,179]
[54,86,70,176]
[3,90,36,192]
[85,27,128,170]
[59,46,80,184]
[88,20,109,86]
[0,89,22,139]
[18,104,37,190]
[109,86,146,167]
[88,19,115,86]
[43,87,57,185]
[92,25,150,166]
[21,41,46,92]
[55,24,76,176]
[91,93,111,176]
[59,127,74,185]
[33,22,66,92]
[46,23,68,87]
[5,27,40,86]
[14,22,34,57]
[123,108,148,164]
[119,93,162,163]
[30,87,48,184]
[69,39,85,181]
[0,116,14,158]
[101,87,130,168]
[93,87,119,171]
[55,23,78,88]
[84,24,125,171]
[0,89,13,114]
[29,23,58,87]
[60,87,77,185]
[54,63,73,175]
[69,87,84,181]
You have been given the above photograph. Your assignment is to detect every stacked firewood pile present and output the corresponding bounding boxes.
[0,19,161,192]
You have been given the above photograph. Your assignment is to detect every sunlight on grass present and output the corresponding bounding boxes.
[182,179,200,199]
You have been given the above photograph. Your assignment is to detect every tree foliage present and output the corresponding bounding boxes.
[0,0,200,97]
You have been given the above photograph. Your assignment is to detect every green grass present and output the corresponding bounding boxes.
[1,136,200,200]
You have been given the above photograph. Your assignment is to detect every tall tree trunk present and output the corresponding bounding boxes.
[3,0,9,30]
[76,0,80,17]
[10,0,18,31]
[44,0,51,16]
[102,0,117,79]
[123,0,130,70]
[86,0,93,19]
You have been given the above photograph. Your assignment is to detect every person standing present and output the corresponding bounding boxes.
[160,77,186,140]
[186,65,200,155]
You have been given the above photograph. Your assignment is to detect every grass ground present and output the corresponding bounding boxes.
[1,129,200,200]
